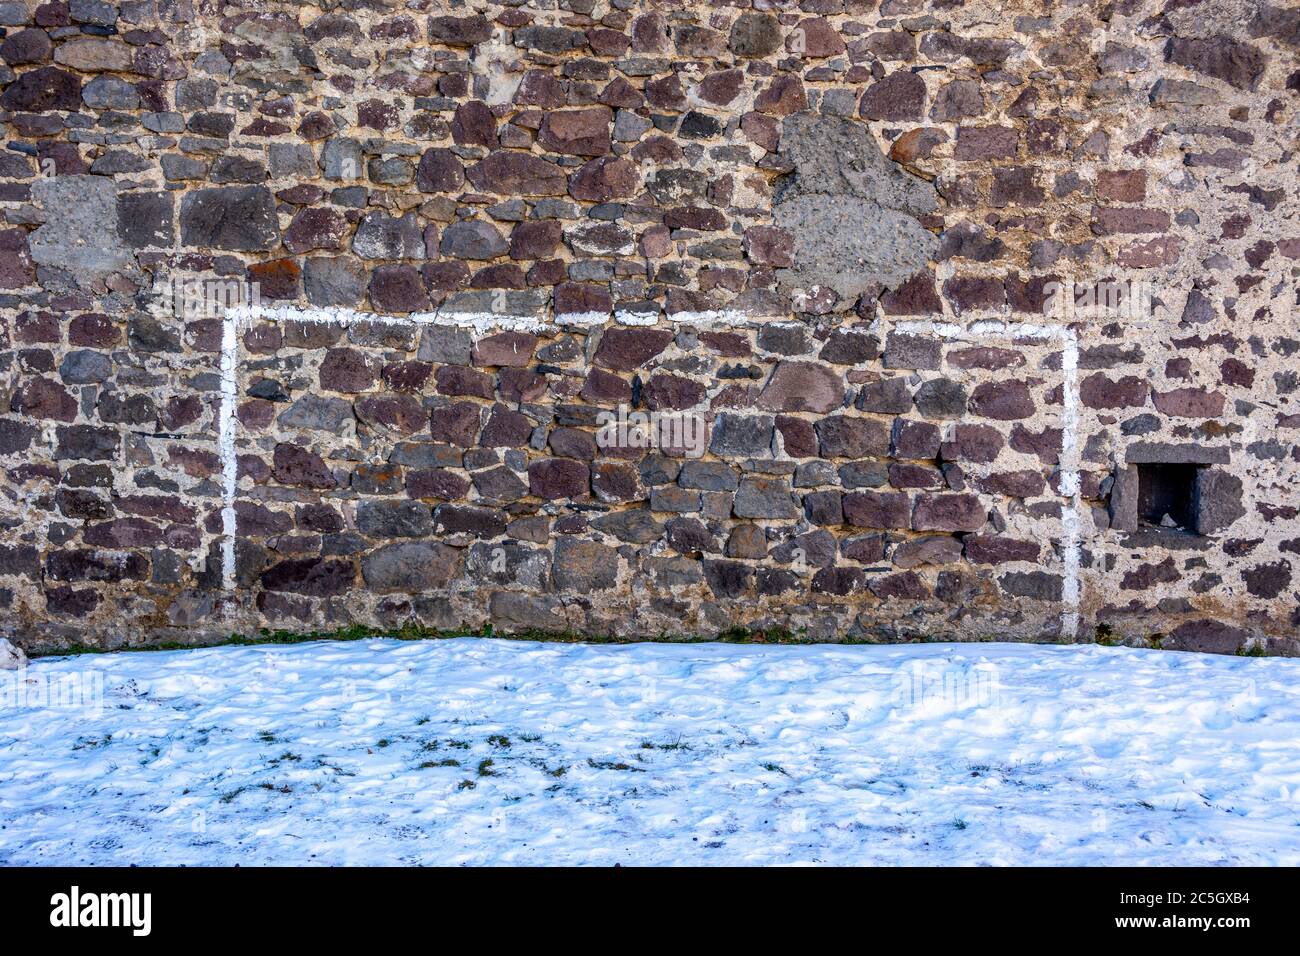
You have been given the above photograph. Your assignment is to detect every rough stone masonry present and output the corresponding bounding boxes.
[0,0,1296,655]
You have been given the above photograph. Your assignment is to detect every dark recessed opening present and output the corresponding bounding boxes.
[1136,463,1197,531]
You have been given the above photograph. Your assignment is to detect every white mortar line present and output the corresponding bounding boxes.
[1058,331,1082,640]
[217,311,242,590]
[225,304,757,332]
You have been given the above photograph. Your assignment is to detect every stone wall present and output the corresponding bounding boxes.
[0,0,1297,655]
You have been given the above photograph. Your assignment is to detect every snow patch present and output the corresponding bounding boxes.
[2,639,1297,866]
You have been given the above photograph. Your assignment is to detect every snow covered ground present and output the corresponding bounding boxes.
[1,638,1298,866]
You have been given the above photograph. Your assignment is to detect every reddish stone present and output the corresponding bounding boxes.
[1221,358,1255,388]
[968,380,1034,420]
[11,376,76,421]
[889,128,947,164]
[758,361,844,414]
[369,265,430,312]
[643,73,687,107]
[948,346,1023,371]
[466,151,567,196]
[591,460,643,502]
[243,322,282,354]
[549,427,598,460]
[538,107,612,156]
[754,75,807,116]
[740,111,780,150]
[513,68,565,107]
[429,402,482,446]
[664,206,726,231]
[407,468,470,501]
[68,313,118,348]
[435,365,494,399]
[555,282,613,317]
[965,535,1041,564]
[283,207,348,254]
[162,395,204,431]
[237,399,274,430]
[743,225,793,267]
[593,327,673,371]
[319,348,378,392]
[639,225,671,258]
[470,264,525,290]
[775,416,817,457]
[953,126,1019,160]
[912,493,985,532]
[644,374,706,411]
[261,558,354,597]
[1153,387,1225,418]
[472,331,537,368]
[587,27,630,56]
[527,259,566,287]
[870,570,930,600]
[84,517,163,549]
[1096,169,1146,202]
[0,228,34,289]
[843,491,911,530]
[788,17,845,57]
[244,258,300,300]
[479,404,533,447]
[631,12,670,53]
[1167,36,1266,91]
[509,220,563,260]
[1008,424,1062,464]
[889,463,944,489]
[15,311,57,343]
[697,68,743,106]
[355,394,426,435]
[892,419,941,459]
[598,76,643,109]
[1079,372,1149,409]
[452,100,496,148]
[1,28,53,65]
[816,415,890,458]
[382,360,432,392]
[568,156,639,202]
[357,98,399,131]
[423,261,471,293]
[580,367,631,403]
[45,586,99,616]
[1165,619,1248,655]
[1092,206,1170,235]
[880,272,942,315]
[0,66,81,112]
[975,470,1046,498]
[859,70,926,121]
[416,147,464,193]
[944,276,1006,314]
[892,536,963,569]
[273,443,337,489]
[528,458,589,498]
[429,14,492,46]
[990,167,1043,207]
[167,447,220,477]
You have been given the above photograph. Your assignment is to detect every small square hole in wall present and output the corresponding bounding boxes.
[1136,463,1197,531]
